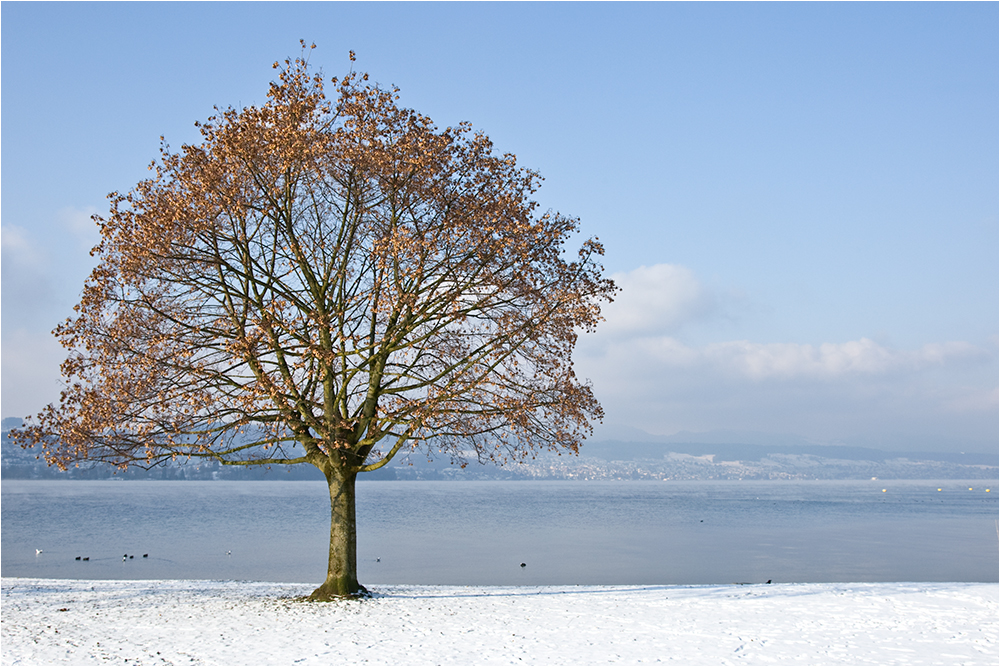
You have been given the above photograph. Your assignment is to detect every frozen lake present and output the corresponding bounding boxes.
[2,479,996,584]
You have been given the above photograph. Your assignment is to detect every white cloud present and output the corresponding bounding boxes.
[576,264,998,451]
[702,338,985,380]
[2,208,102,332]
[574,332,997,450]
[1,225,55,313]
[598,264,718,336]
[583,335,991,385]
[0,328,66,420]
[1,225,45,267]
[2,212,102,420]
[57,206,101,250]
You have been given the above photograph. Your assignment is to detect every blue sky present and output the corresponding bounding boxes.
[2,2,996,452]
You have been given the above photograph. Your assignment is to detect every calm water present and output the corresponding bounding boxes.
[2,479,997,585]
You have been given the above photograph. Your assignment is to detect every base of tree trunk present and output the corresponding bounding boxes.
[308,579,370,601]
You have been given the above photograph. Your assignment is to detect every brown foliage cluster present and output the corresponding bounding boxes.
[15,48,616,478]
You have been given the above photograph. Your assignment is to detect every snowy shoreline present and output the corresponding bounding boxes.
[2,578,997,666]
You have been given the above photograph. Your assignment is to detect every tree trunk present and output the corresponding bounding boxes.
[309,464,368,600]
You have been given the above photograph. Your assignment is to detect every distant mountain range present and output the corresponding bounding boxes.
[595,422,994,452]
[3,418,996,481]
[579,439,997,467]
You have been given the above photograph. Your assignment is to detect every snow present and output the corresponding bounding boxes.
[2,578,996,665]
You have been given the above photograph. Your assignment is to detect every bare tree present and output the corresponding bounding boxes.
[14,46,616,599]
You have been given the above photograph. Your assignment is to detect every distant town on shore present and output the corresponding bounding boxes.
[3,418,995,482]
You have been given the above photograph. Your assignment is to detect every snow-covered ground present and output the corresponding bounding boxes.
[1,578,996,665]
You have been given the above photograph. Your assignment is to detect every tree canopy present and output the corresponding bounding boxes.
[14,46,616,598]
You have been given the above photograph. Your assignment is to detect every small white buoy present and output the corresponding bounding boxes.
[35,549,43,556]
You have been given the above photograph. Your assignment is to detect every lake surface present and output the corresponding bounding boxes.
[2,479,996,585]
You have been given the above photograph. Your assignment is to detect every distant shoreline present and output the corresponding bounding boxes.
[6,421,997,482]
[3,474,999,483]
